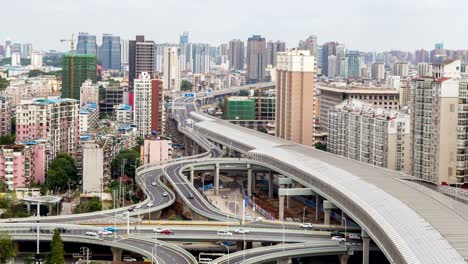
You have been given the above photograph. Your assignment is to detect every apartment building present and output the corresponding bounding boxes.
[328,100,411,174]
[134,72,163,137]
[79,102,99,133]
[16,97,79,161]
[318,83,400,131]
[0,96,11,137]
[80,79,99,105]
[115,104,133,123]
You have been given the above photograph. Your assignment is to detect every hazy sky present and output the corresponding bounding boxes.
[2,0,468,52]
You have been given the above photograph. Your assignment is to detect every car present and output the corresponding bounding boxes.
[234,229,250,234]
[217,230,233,236]
[98,230,112,236]
[147,202,154,207]
[153,227,163,233]
[348,233,362,240]
[330,230,344,238]
[162,192,169,197]
[85,232,99,237]
[331,236,346,242]
[123,257,137,262]
[221,195,228,199]
[188,193,194,199]
[151,182,157,186]
[128,206,136,212]
[160,229,174,235]
[104,227,117,232]
[135,204,142,209]
[255,217,264,222]
[300,223,313,229]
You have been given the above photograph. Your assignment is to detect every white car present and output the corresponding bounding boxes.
[348,233,361,240]
[300,223,313,229]
[135,204,142,209]
[153,227,163,233]
[234,229,250,234]
[98,230,112,236]
[162,192,169,197]
[217,230,233,236]
[85,232,99,237]
[147,202,154,207]
[151,182,157,186]
[331,236,346,242]
[123,257,137,262]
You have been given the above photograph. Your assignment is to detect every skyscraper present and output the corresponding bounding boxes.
[134,72,163,137]
[12,43,21,54]
[393,62,409,78]
[276,49,315,146]
[372,63,385,82]
[163,46,181,92]
[191,43,210,74]
[129,35,156,89]
[321,42,338,76]
[121,39,129,65]
[298,35,318,57]
[228,39,245,71]
[76,32,97,56]
[180,32,189,46]
[246,35,266,83]
[266,41,286,67]
[347,51,362,78]
[22,43,32,58]
[62,54,97,100]
[101,34,121,70]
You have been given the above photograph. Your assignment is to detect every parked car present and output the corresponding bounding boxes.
[234,229,250,234]
[300,223,313,229]
[217,230,233,236]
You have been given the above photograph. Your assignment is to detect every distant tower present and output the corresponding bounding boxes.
[246,35,267,83]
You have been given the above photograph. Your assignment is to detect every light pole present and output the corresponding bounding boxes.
[35,203,40,264]
[343,216,347,245]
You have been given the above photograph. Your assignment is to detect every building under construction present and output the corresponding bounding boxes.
[62,54,97,100]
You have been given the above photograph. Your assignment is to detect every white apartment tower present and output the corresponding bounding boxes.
[163,47,181,93]
[134,72,153,137]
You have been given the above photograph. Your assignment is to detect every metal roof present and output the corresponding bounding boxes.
[193,115,468,263]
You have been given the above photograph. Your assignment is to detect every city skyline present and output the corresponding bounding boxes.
[2,0,468,52]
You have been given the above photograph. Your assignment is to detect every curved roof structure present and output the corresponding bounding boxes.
[192,112,468,264]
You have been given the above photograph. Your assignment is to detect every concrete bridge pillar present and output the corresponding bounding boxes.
[26,202,31,213]
[279,191,285,222]
[214,163,220,195]
[111,248,123,263]
[184,137,190,156]
[286,184,291,209]
[362,230,371,264]
[338,254,350,264]
[252,172,256,191]
[323,200,337,225]
[268,172,273,199]
[247,164,252,196]
[190,166,194,185]
[277,257,291,264]
[245,241,253,249]
[315,195,322,221]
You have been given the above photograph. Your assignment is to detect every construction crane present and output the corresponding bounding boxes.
[60,34,75,98]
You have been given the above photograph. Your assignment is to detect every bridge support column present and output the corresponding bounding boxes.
[362,230,371,264]
[315,195,321,221]
[184,137,190,156]
[190,166,194,185]
[245,241,253,249]
[279,193,285,221]
[323,200,337,225]
[111,248,122,263]
[247,164,252,196]
[252,172,256,191]
[268,173,273,199]
[277,257,291,264]
[338,254,350,264]
[286,184,290,209]
[26,202,31,213]
[214,163,220,196]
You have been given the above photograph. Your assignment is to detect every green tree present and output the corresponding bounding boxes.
[180,80,193,91]
[0,134,15,145]
[46,154,77,191]
[10,117,15,134]
[46,229,64,264]
[314,142,327,151]
[0,232,15,263]
[111,149,139,179]
[0,78,9,89]
[73,197,101,213]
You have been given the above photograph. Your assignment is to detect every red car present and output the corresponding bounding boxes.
[160,229,174,235]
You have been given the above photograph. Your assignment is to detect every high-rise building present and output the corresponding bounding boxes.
[121,39,129,65]
[80,79,99,105]
[298,35,318,57]
[134,72,163,137]
[4,40,11,58]
[411,60,466,185]
[76,32,97,56]
[328,100,411,174]
[0,96,11,137]
[276,49,315,146]
[191,43,210,74]
[372,63,385,82]
[163,46,181,92]
[266,41,286,67]
[228,39,245,71]
[346,51,362,78]
[393,62,409,78]
[31,52,43,68]
[11,53,21,66]
[22,43,32,58]
[415,49,429,64]
[418,63,432,76]
[128,35,156,89]
[101,34,121,70]
[327,55,338,78]
[16,97,79,161]
[12,43,21,54]
[180,32,189,45]
[321,42,338,76]
[224,97,256,120]
[62,54,97,100]
[155,44,167,73]
[246,35,267,83]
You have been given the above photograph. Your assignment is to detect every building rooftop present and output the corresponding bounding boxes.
[317,83,398,94]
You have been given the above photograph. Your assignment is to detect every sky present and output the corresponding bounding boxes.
[2,0,468,52]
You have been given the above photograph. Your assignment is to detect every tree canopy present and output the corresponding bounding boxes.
[46,229,64,264]
[0,134,15,145]
[73,197,101,214]
[180,80,193,91]
[0,78,9,89]
[0,232,15,263]
[111,148,139,179]
[46,153,77,191]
